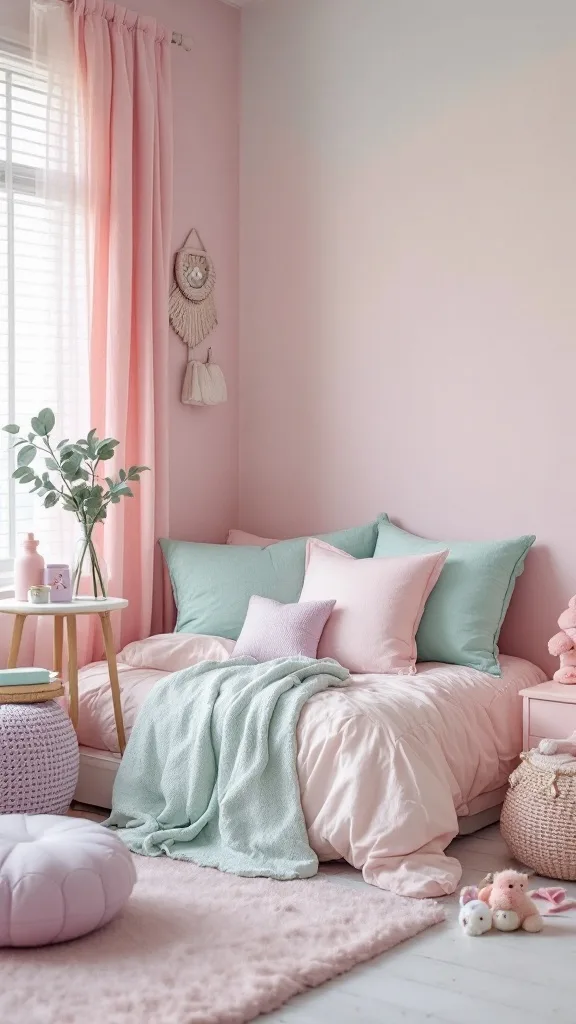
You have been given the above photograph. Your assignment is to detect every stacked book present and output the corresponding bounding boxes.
[0,668,63,703]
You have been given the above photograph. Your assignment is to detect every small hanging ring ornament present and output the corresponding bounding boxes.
[169,228,217,352]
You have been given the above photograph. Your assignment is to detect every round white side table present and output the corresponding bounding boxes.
[0,597,128,753]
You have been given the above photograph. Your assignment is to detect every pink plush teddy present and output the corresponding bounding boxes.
[478,870,543,932]
[549,597,576,684]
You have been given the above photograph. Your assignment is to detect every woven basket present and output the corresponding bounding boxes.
[501,751,576,880]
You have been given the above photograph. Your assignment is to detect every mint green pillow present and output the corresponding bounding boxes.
[161,519,382,640]
[374,520,535,675]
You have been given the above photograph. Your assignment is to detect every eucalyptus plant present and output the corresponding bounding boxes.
[2,408,148,598]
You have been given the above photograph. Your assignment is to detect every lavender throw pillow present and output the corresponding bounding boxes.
[233,595,336,662]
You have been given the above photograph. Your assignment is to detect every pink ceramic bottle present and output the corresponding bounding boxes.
[14,534,45,601]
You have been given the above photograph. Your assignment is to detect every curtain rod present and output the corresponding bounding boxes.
[56,2,192,51]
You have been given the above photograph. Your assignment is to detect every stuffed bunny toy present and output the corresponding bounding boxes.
[458,886,492,936]
[478,870,543,932]
[539,732,576,757]
[548,596,576,684]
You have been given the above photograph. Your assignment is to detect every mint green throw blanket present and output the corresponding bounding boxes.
[106,656,349,879]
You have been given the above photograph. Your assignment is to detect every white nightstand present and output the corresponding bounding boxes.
[0,597,128,753]
[520,680,576,751]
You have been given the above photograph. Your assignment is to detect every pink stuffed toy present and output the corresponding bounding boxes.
[548,596,576,684]
[478,870,543,932]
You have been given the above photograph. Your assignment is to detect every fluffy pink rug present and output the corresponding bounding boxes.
[0,857,444,1024]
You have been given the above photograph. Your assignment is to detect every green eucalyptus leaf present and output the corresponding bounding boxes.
[96,446,115,461]
[12,467,35,483]
[31,408,55,436]
[45,458,59,471]
[17,445,36,467]
[2,424,20,434]
[115,483,133,497]
[39,408,55,433]
[56,439,69,450]
[119,468,126,481]
[43,491,59,508]
[110,494,121,504]
[61,452,82,475]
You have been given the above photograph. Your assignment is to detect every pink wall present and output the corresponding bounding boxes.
[134,0,240,544]
[240,0,576,675]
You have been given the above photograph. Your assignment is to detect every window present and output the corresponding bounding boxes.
[0,42,88,585]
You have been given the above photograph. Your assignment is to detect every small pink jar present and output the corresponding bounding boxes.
[44,564,72,603]
[14,534,44,601]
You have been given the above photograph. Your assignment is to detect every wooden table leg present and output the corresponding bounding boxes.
[53,616,63,676]
[99,611,126,754]
[66,615,79,731]
[7,614,25,669]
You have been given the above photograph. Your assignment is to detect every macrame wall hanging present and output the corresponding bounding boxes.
[169,229,227,405]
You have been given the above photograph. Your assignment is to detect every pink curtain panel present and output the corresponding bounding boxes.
[74,0,173,649]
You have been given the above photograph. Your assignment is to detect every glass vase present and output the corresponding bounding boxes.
[72,525,107,599]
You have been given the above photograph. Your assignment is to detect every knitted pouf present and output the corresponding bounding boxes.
[0,701,79,814]
[501,750,576,880]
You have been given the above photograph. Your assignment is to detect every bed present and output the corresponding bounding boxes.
[72,633,545,898]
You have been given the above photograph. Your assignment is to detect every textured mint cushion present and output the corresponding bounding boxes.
[374,521,535,675]
[161,519,381,640]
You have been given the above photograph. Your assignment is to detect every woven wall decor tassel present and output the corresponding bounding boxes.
[182,348,227,406]
[169,227,217,354]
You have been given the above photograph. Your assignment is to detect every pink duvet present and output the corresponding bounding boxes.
[76,636,545,898]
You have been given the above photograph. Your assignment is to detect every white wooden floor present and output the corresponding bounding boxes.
[260,826,576,1024]
[73,807,576,1023]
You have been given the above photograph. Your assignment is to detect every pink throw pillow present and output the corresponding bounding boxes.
[227,529,278,546]
[233,595,336,661]
[299,539,448,675]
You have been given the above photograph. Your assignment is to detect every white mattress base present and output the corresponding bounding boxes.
[75,746,503,833]
[76,747,120,809]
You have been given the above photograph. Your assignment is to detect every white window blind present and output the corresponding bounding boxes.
[0,42,89,585]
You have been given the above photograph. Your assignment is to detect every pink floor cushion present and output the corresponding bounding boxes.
[0,815,136,947]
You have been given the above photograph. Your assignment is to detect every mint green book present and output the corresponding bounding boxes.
[0,668,53,686]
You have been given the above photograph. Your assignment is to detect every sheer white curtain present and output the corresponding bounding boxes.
[30,0,89,566]
[19,2,91,667]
